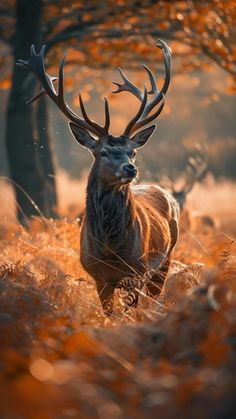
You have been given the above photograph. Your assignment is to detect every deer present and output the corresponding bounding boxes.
[171,149,208,211]
[161,149,218,233]
[17,40,179,315]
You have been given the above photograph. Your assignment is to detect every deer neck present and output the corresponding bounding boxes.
[85,166,136,248]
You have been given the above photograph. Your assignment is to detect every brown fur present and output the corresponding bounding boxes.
[80,163,179,315]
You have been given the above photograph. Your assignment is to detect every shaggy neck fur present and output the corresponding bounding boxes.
[86,165,136,249]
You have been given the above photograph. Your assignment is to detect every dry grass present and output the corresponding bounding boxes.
[0,178,236,418]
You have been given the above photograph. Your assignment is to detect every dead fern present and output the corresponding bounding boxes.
[0,261,23,279]
[0,183,236,419]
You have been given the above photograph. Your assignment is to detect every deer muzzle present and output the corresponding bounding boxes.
[116,163,137,184]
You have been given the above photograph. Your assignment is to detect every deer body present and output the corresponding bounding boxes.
[82,181,177,275]
[18,40,179,314]
[78,135,179,314]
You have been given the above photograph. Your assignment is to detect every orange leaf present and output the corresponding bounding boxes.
[0,78,11,90]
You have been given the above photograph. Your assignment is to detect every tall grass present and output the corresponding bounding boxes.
[0,179,235,418]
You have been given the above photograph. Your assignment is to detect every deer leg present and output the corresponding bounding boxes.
[147,257,171,297]
[96,282,115,316]
[117,277,142,310]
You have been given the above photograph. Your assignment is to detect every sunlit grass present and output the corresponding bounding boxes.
[0,179,236,418]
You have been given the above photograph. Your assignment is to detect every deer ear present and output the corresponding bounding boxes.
[131,125,156,149]
[69,122,97,150]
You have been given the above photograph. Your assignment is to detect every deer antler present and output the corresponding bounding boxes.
[17,45,110,138]
[113,39,171,136]
[183,152,208,195]
[171,146,208,209]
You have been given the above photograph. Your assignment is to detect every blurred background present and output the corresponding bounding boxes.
[1,4,236,416]
[0,0,235,224]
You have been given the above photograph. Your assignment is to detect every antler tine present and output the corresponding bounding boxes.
[189,155,207,180]
[17,45,58,104]
[58,53,66,104]
[78,93,111,136]
[123,87,148,136]
[156,39,172,93]
[112,68,143,100]
[142,65,159,94]
[141,40,171,118]
[55,52,106,137]
[17,45,110,138]
[114,39,171,136]
[57,57,103,136]
[183,153,208,194]
[112,62,160,99]
[103,98,110,133]
[129,94,165,135]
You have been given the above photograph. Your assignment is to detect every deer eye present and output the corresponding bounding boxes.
[100,150,108,157]
[130,150,136,158]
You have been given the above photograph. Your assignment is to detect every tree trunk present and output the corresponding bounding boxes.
[36,95,58,217]
[5,0,57,225]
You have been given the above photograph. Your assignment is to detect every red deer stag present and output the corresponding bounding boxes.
[17,41,179,315]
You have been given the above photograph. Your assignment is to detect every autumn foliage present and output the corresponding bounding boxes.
[1,0,236,85]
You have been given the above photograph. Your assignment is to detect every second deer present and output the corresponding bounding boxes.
[18,40,179,315]
[165,150,218,233]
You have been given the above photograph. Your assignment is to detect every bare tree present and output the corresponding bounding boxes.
[4,0,57,224]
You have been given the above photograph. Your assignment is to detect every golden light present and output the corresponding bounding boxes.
[51,360,74,385]
[30,358,54,382]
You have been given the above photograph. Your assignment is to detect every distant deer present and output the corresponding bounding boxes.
[18,41,179,315]
[162,150,217,233]
[171,149,208,211]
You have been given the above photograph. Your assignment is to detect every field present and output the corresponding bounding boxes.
[0,177,236,418]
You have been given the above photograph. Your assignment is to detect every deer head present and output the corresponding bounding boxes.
[17,40,171,187]
[169,147,208,209]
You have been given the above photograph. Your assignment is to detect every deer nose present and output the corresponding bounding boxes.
[123,164,137,177]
